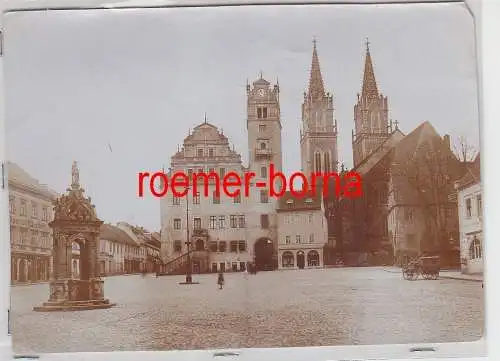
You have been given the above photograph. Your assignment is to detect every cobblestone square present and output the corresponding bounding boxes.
[12,267,484,353]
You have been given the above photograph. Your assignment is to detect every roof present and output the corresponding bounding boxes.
[455,152,481,190]
[276,190,322,212]
[353,128,405,175]
[100,224,139,246]
[7,161,58,199]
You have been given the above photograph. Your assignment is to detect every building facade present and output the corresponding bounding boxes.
[456,155,482,274]
[276,191,328,269]
[160,75,283,273]
[8,162,58,284]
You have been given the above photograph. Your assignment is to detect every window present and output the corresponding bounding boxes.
[238,240,247,252]
[173,218,181,230]
[209,216,217,229]
[174,240,182,252]
[193,217,201,230]
[296,235,301,244]
[308,213,313,223]
[309,234,314,243]
[324,152,331,174]
[31,202,38,218]
[230,215,238,228]
[285,236,291,245]
[219,168,226,178]
[259,124,266,132]
[257,107,268,119]
[20,228,28,244]
[233,193,241,204]
[238,215,246,228]
[218,216,225,229]
[42,207,49,221]
[404,208,414,222]
[466,198,472,218]
[218,241,227,253]
[260,142,267,150]
[261,166,267,178]
[172,196,181,205]
[9,196,15,214]
[187,169,194,178]
[212,191,220,204]
[260,190,269,203]
[208,148,215,158]
[477,195,482,217]
[305,198,313,203]
[20,199,27,216]
[209,241,218,252]
[197,148,204,157]
[193,192,200,205]
[230,241,238,253]
[315,153,322,174]
[469,237,482,260]
[260,214,269,229]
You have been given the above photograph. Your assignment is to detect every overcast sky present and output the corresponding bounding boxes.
[4,2,479,231]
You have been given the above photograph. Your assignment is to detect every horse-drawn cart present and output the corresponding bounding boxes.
[402,256,440,280]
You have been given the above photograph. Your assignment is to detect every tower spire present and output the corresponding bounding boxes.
[307,37,326,102]
[361,38,379,102]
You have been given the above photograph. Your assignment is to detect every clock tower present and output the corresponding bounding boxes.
[246,74,283,180]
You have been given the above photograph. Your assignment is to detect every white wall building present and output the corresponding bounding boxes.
[276,191,328,269]
[456,155,482,274]
[160,75,283,272]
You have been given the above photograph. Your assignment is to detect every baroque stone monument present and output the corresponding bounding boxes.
[34,161,116,311]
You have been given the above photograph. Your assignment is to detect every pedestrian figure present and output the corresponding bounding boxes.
[243,267,248,279]
[217,270,225,289]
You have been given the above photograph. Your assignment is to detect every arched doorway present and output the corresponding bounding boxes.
[297,251,305,269]
[195,239,205,251]
[18,259,27,282]
[307,250,320,267]
[254,238,275,271]
[282,251,294,268]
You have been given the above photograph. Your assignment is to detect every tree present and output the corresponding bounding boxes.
[394,137,460,257]
[453,135,478,163]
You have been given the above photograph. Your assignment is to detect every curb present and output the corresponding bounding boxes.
[439,275,483,283]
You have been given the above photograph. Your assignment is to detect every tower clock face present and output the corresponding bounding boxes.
[258,89,265,97]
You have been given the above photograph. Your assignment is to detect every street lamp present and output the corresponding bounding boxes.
[179,185,198,285]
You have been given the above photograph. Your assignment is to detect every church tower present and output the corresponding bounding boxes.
[352,39,391,167]
[246,74,283,178]
[300,39,338,178]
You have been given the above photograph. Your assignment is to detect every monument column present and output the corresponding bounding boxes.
[34,161,115,311]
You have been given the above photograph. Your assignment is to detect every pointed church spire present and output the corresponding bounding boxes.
[361,38,379,103]
[307,37,326,102]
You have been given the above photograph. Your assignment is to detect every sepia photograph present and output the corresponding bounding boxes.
[4,2,483,354]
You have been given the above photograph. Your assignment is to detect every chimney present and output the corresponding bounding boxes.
[443,134,451,149]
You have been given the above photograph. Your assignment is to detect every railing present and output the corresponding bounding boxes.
[255,148,273,157]
[160,249,210,275]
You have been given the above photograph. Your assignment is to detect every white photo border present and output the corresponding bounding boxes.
[0,0,494,360]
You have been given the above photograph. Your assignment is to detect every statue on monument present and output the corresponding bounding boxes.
[71,161,80,188]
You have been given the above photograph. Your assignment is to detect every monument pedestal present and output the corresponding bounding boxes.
[34,278,116,312]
